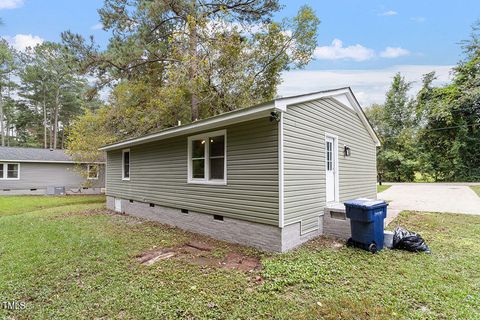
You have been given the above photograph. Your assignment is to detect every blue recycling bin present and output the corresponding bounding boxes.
[344,199,388,253]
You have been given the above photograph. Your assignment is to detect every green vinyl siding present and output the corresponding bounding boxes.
[106,118,279,225]
[283,98,377,227]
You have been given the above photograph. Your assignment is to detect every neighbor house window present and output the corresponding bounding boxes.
[122,149,130,180]
[188,130,226,184]
[87,164,99,180]
[0,163,20,180]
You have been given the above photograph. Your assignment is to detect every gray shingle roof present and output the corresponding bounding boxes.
[0,146,74,162]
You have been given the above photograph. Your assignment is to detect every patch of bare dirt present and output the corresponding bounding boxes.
[186,240,214,251]
[136,249,176,265]
[305,236,346,251]
[50,208,111,219]
[135,240,262,272]
[221,252,262,272]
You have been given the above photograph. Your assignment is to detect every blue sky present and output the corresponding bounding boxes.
[1,0,478,105]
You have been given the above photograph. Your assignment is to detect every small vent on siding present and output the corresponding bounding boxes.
[213,215,224,221]
[3,189,10,191]
[30,188,37,191]
[149,203,155,208]
[181,209,189,214]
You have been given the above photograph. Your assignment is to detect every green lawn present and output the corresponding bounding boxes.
[1,196,479,319]
[471,186,480,197]
[377,184,391,193]
[0,195,105,217]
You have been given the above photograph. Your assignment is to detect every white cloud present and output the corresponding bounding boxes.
[278,65,454,106]
[379,10,397,16]
[314,39,411,61]
[411,16,426,23]
[380,47,410,58]
[3,34,44,51]
[314,39,375,62]
[91,23,103,30]
[0,0,23,9]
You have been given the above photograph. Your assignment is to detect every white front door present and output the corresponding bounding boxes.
[325,136,336,203]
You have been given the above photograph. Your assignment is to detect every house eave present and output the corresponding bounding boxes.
[100,102,279,151]
[100,87,381,151]
[0,160,106,164]
[276,87,381,147]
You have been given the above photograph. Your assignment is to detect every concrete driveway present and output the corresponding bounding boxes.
[379,183,480,218]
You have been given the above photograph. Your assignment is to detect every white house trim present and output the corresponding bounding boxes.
[122,149,130,181]
[332,94,355,111]
[87,164,99,180]
[0,160,105,164]
[100,87,380,151]
[343,89,381,146]
[277,87,381,147]
[324,132,340,203]
[278,112,284,228]
[100,103,280,151]
[187,129,227,185]
[276,87,352,108]
[0,162,20,180]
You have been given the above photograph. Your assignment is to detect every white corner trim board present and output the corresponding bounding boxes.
[278,112,284,228]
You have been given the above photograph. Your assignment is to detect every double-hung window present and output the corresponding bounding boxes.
[87,164,99,180]
[122,149,130,180]
[0,163,20,180]
[188,130,226,184]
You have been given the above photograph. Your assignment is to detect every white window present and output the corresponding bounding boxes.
[0,163,20,180]
[122,149,130,180]
[188,130,226,185]
[87,164,99,180]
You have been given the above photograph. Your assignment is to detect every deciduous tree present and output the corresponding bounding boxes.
[63,0,320,161]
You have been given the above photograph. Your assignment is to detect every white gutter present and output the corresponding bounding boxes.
[99,87,380,151]
[100,102,281,151]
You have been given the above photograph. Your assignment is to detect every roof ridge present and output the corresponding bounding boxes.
[0,146,66,151]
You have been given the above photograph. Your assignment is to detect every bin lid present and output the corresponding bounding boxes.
[344,198,386,208]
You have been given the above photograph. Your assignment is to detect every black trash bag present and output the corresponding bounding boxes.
[393,227,431,253]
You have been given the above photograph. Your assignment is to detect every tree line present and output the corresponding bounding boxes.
[0,40,99,149]
[1,1,478,182]
[1,0,321,166]
[365,23,480,182]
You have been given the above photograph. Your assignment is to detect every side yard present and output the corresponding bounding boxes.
[0,196,479,319]
[0,195,106,217]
